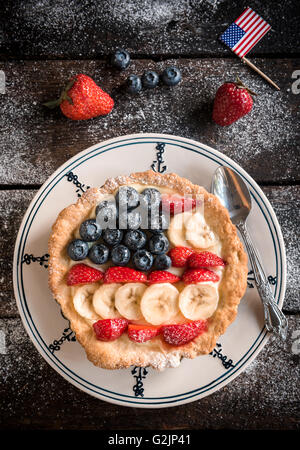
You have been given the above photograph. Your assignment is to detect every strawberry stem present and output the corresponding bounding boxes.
[43,78,75,108]
[235,76,257,96]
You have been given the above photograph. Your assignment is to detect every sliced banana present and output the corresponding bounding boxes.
[92,283,122,319]
[115,283,146,320]
[140,283,179,325]
[73,284,99,321]
[185,212,217,249]
[167,212,193,248]
[179,283,219,320]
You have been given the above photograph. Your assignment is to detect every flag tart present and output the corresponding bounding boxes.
[48,170,247,370]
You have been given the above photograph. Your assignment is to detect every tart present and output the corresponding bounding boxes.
[48,170,248,370]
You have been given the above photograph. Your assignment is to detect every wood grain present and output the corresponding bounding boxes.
[0,58,299,185]
[0,0,299,59]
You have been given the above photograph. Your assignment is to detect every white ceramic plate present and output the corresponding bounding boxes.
[13,133,286,408]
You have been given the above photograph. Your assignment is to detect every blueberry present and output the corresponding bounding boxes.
[148,233,169,255]
[118,210,142,230]
[133,249,153,271]
[161,66,182,86]
[148,211,170,234]
[111,245,131,266]
[141,70,159,89]
[116,186,140,210]
[111,48,130,70]
[126,75,142,94]
[103,228,123,246]
[88,243,109,265]
[154,254,171,270]
[79,219,102,242]
[140,188,161,213]
[67,239,89,261]
[96,200,118,229]
[124,230,147,250]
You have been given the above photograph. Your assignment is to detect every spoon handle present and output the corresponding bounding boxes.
[237,222,288,340]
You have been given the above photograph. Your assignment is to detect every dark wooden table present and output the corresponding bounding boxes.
[0,0,299,431]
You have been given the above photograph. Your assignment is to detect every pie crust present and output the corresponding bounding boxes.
[48,170,248,370]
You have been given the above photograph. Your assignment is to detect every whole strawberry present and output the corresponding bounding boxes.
[212,78,255,126]
[44,74,114,120]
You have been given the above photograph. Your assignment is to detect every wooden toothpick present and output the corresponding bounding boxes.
[241,57,280,91]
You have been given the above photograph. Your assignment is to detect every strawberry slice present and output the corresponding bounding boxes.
[188,251,225,269]
[162,320,207,346]
[169,246,194,267]
[182,268,219,284]
[93,318,129,341]
[148,270,181,284]
[161,194,196,215]
[128,324,161,343]
[104,266,147,283]
[67,263,104,286]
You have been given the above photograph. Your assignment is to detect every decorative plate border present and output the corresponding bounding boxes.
[13,134,286,407]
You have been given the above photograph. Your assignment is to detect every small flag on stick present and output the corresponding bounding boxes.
[220,7,280,90]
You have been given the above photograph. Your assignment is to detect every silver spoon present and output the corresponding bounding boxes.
[211,165,288,340]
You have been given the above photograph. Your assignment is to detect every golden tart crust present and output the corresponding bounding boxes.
[48,170,248,370]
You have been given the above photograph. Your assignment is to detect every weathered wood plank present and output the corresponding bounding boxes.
[0,0,299,59]
[0,315,299,430]
[0,59,299,185]
[1,186,299,317]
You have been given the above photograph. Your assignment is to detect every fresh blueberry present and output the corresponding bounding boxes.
[88,243,109,265]
[79,219,102,242]
[148,211,170,234]
[111,48,130,70]
[148,233,169,255]
[111,245,131,266]
[140,188,161,213]
[67,239,89,261]
[133,249,154,271]
[154,254,172,270]
[126,75,142,94]
[103,228,123,246]
[116,186,140,210]
[95,200,118,229]
[118,210,142,230]
[124,229,147,250]
[161,66,182,86]
[141,70,159,89]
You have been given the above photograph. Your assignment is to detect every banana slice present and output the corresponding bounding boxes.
[73,284,99,321]
[185,212,217,249]
[179,283,219,320]
[140,283,179,325]
[93,283,122,319]
[115,283,146,320]
[167,212,193,248]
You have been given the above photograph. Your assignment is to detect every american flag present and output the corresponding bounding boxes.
[220,7,271,58]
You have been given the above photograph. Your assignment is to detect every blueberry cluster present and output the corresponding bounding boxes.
[126,67,182,94]
[67,186,171,271]
[110,48,181,94]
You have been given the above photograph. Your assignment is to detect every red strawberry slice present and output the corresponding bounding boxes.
[161,194,196,215]
[128,324,161,343]
[66,263,104,286]
[162,320,207,346]
[169,246,194,268]
[104,266,147,283]
[148,270,181,284]
[93,318,129,341]
[182,268,219,284]
[188,251,225,269]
